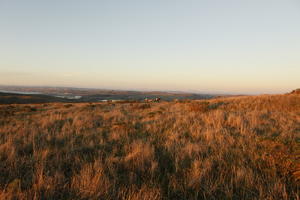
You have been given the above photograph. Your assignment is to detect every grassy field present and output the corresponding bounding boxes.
[0,94,299,199]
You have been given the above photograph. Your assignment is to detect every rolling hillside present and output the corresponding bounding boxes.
[0,93,299,199]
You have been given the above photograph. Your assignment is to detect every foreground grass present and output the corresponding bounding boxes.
[0,94,299,199]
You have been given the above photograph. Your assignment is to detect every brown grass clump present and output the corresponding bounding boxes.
[118,185,161,200]
[0,93,299,199]
[188,101,210,112]
[293,164,300,182]
[71,161,110,199]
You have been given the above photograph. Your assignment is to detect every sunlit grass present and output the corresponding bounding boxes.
[0,94,299,199]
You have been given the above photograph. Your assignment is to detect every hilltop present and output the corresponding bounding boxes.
[291,88,300,94]
[0,93,299,199]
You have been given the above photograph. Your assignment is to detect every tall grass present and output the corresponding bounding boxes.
[0,94,299,199]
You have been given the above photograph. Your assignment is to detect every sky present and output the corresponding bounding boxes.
[0,0,299,94]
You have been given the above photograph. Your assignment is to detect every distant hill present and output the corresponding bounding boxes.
[0,86,217,104]
[291,88,300,94]
[0,92,73,104]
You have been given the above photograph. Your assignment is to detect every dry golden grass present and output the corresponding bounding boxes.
[0,93,299,199]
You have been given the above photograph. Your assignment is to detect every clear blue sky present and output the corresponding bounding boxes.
[0,0,299,94]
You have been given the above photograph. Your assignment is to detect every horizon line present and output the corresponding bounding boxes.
[0,84,295,96]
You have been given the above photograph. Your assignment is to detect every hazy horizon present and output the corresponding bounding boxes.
[0,84,294,95]
[1,0,299,94]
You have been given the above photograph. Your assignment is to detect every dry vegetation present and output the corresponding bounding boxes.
[0,93,299,199]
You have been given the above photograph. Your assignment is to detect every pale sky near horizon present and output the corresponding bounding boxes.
[0,0,299,94]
